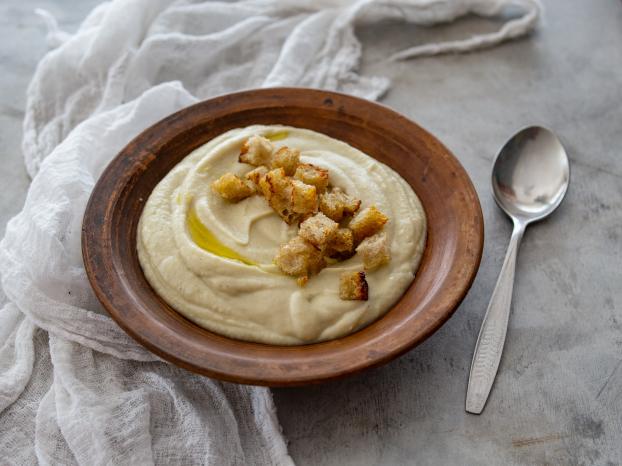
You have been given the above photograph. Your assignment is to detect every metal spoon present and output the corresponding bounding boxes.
[466,126,570,414]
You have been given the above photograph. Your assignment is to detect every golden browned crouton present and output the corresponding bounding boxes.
[239,135,273,166]
[257,168,298,223]
[349,205,389,244]
[294,163,329,193]
[319,187,361,222]
[339,271,368,301]
[325,228,354,258]
[211,173,255,202]
[258,168,289,198]
[290,179,318,215]
[274,236,326,277]
[298,212,339,249]
[272,194,298,224]
[271,147,300,176]
[356,232,390,270]
[244,166,268,189]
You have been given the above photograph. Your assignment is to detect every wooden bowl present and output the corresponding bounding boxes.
[82,88,483,386]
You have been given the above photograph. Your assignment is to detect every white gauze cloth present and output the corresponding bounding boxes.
[0,0,541,464]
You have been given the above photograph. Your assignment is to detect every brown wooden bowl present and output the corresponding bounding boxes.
[82,88,483,386]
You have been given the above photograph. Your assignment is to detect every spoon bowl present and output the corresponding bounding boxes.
[492,126,570,223]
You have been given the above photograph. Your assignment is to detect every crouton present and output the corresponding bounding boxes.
[271,147,300,176]
[258,168,289,198]
[325,228,354,258]
[272,193,298,224]
[257,168,298,223]
[211,173,255,202]
[244,166,268,189]
[290,179,318,215]
[274,236,326,277]
[356,232,390,270]
[339,271,368,301]
[294,163,329,193]
[349,205,389,244]
[298,212,339,249]
[239,135,273,166]
[319,187,361,222]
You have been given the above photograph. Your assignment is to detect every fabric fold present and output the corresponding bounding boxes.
[0,305,36,413]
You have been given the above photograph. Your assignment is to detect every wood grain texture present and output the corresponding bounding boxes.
[81,88,484,386]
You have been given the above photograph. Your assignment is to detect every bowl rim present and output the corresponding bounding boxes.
[82,87,484,386]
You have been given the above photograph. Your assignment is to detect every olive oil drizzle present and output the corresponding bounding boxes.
[186,206,255,266]
[266,131,288,141]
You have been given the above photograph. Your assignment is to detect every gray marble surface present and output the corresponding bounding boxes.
[1,0,621,464]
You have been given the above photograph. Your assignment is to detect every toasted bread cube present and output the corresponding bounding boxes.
[290,179,318,215]
[271,201,299,224]
[339,271,368,301]
[258,168,299,224]
[245,166,269,190]
[258,167,288,203]
[326,227,354,257]
[239,135,273,166]
[299,212,339,249]
[211,173,255,202]
[294,163,329,193]
[274,236,326,277]
[271,147,300,176]
[356,232,390,270]
[349,205,389,244]
[319,188,361,222]
[258,168,289,198]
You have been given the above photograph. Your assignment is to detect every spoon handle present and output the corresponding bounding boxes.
[466,220,525,414]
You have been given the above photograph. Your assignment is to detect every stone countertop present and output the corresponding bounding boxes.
[2,1,621,464]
